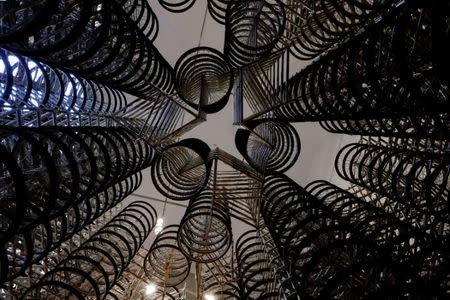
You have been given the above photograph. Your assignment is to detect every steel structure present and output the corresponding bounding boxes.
[0,0,448,299]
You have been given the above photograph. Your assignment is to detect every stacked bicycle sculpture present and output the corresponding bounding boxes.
[1,0,449,299]
[0,1,167,298]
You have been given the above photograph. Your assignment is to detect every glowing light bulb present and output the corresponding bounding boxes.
[154,218,164,235]
[154,226,163,235]
[204,294,216,300]
[145,283,157,296]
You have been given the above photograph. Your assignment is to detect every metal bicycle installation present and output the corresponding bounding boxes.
[0,0,448,299]
[20,201,157,299]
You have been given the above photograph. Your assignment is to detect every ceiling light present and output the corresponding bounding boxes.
[204,294,216,300]
[154,218,164,235]
[145,283,157,296]
[154,226,163,235]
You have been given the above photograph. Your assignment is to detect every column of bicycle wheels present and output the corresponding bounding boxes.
[261,173,449,298]
[307,180,449,298]
[223,0,408,67]
[108,245,187,300]
[0,1,182,298]
[151,138,213,201]
[0,1,172,98]
[144,225,191,289]
[197,150,298,299]
[0,0,197,144]
[0,45,191,144]
[319,3,447,136]
[0,126,153,291]
[285,0,404,60]
[0,48,128,127]
[150,140,234,296]
[0,0,189,138]
[20,201,157,300]
[224,0,287,68]
[347,135,449,226]
[0,1,158,43]
[15,202,126,297]
[336,142,450,235]
[212,150,298,300]
[177,188,232,263]
[261,174,364,298]
[235,119,300,174]
[152,140,297,299]
[242,2,448,137]
[235,228,297,300]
